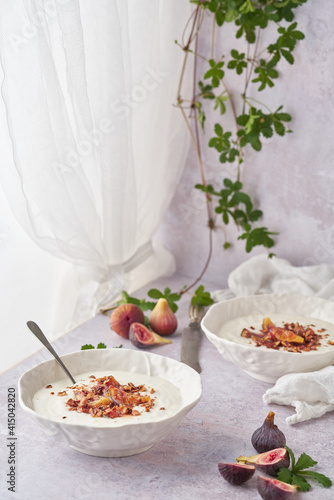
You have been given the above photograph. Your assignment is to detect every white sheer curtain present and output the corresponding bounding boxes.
[0,0,192,369]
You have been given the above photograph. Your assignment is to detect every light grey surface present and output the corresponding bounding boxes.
[1,275,333,499]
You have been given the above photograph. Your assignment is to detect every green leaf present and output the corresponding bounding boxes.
[285,444,296,469]
[117,291,141,307]
[293,452,317,472]
[281,49,294,64]
[291,474,311,492]
[139,299,156,311]
[214,123,223,136]
[147,288,164,299]
[277,467,293,484]
[223,241,232,250]
[214,93,229,115]
[97,342,107,349]
[81,344,95,350]
[239,0,255,14]
[191,285,214,307]
[298,471,332,488]
[197,107,206,130]
[249,209,263,221]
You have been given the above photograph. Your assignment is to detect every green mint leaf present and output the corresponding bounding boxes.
[277,467,293,484]
[139,299,156,312]
[147,288,164,299]
[117,291,141,307]
[191,285,214,307]
[293,452,317,472]
[285,445,296,469]
[113,344,123,348]
[298,471,332,488]
[97,342,107,349]
[81,344,95,350]
[291,473,311,492]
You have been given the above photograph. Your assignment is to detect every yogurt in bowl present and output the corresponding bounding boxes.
[19,348,202,457]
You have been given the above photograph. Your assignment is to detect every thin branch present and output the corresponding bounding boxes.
[179,224,213,296]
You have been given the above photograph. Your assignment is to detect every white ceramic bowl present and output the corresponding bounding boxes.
[201,293,334,383]
[19,348,202,457]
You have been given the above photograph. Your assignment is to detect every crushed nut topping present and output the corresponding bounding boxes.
[241,317,326,353]
[63,375,155,419]
[46,385,52,389]
[57,391,68,397]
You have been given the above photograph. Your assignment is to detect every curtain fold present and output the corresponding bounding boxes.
[0,0,192,330]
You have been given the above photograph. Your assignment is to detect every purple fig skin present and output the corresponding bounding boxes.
[218,463,255,485]
[237,448,289,477]
[252,411,286,453]
[129,322,171,349]
[257,476,296,500]
[110,304,145,339]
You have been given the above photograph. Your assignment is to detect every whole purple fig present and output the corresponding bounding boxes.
[251,411,286,453]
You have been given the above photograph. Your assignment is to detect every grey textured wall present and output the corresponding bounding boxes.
[157,0,334,288]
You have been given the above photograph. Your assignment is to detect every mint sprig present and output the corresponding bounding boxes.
[277,445,332,492]
[81,343,123,350]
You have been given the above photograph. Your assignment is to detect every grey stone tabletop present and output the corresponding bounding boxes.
[0,275,333,500]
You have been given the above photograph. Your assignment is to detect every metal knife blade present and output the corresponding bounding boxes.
[181,324,202,373]
[181,303,205,373]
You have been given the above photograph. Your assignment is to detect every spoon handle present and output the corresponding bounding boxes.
[26,321,76,385]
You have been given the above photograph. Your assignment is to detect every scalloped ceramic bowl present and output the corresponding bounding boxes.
[18,348,202,457]
[201,293,334,383]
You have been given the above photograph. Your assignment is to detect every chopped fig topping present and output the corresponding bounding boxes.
[241,317,324,352]
[64,374,155,419]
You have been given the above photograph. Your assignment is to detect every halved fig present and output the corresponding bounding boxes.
[129,322,172,348]
[236,448,289,476]
[218,463,255,485]
[257,476,296,500]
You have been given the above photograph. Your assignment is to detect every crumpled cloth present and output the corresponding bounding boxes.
[211,254,334,424]
[211,253,334,303]
[263,366,334,424]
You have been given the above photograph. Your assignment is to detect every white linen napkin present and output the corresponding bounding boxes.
[212,253,334,302]
[211,253,334,424]
[263,366,334,424]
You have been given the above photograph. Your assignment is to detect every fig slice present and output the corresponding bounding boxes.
[257,476,296,500]
[251,411,286,453]
[218,463,255,485]
[129,322,172,349]
[269,326,304,344]
[236,447,289,476]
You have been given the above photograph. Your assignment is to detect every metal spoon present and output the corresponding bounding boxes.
[26,321,76,385]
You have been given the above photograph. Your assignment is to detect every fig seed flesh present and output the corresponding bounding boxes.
[236,447,289,476]
[129,322,172,348]
[218,463,255,485]
[257,476,296,500]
